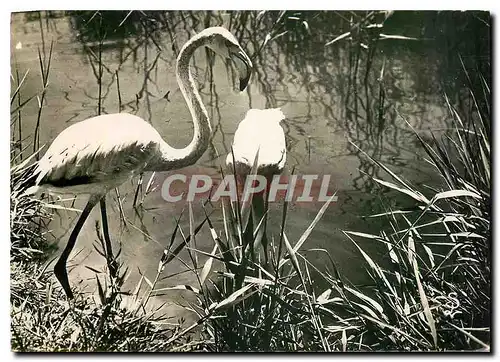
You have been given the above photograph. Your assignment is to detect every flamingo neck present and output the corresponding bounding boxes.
[155,35,212,170]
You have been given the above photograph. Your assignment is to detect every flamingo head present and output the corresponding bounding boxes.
[198,27,253,91]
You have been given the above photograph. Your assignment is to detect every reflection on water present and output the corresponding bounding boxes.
[10,10,490,320]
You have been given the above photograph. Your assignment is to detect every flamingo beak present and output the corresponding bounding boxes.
[231,49,253,91]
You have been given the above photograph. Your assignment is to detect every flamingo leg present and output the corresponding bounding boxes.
[99,197,118,277]
[257,175,273,265]
[54,194,101,299]
[246,176,271,264]
[252,194,268,264]
[251,192,268,265]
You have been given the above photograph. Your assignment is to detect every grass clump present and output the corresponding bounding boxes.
[199,196,338,351]
[10,160,191,351]
[151,158,343,351]
[332,75,490,351]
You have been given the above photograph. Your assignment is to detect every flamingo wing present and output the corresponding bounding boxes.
[35,113,164,188]
[227,108,286,172]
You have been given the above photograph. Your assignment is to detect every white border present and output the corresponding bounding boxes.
[2,0,499,11]
[2,3,497,360]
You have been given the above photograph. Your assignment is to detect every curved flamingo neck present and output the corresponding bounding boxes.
[155,35,212,170]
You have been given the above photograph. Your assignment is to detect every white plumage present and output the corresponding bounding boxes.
[226,108,287,264]
[226,108,286,176]
[33,113,165,195]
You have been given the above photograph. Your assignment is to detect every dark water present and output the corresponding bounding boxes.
[10,11,490,320]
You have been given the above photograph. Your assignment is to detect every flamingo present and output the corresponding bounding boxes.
[226,108,286,260]
[26,27,253,299]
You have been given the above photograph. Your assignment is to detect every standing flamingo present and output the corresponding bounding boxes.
[26,27,253,299]
[226,108,286,259]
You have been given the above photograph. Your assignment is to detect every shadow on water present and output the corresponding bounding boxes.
[11,10,490,320]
